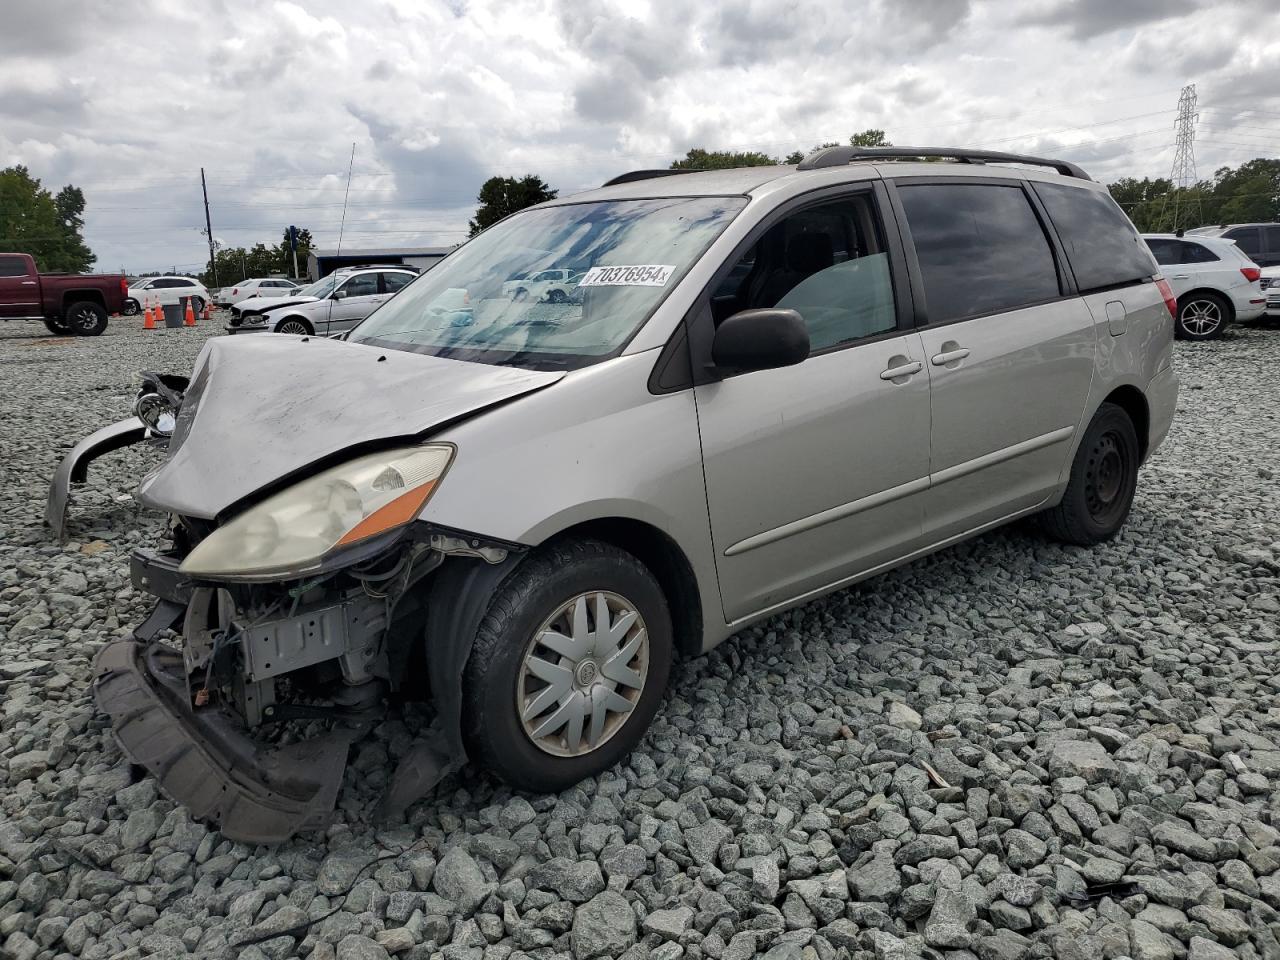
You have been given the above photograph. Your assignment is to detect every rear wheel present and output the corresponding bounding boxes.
[1176,292,1229,341]
[122,299,140,317]
[463,539,673,792]
[275,317,313,336]
[66,301,108,336]
[1041,402,1140,546]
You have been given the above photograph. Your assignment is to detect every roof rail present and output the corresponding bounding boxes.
[601,169,703,187]
[795,146,1091,181]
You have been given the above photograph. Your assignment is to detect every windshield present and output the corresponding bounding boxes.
[295,276,338,299]
[348,196,746,369]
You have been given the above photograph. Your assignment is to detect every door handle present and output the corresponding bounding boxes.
[1171,274,1190,279]
[931,346,970,366]
[880,359,923,381]
[20,280,36,285]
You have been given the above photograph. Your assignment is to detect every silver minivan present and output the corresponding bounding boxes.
[80,147,1178,841]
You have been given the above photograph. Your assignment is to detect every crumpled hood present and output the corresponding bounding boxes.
[135,334,563,519]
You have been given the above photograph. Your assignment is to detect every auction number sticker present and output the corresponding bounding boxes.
[578,264,675,287]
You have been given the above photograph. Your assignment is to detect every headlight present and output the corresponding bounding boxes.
[180,444,454,581]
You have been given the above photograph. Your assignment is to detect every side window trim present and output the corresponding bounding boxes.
[883,175,1074,329]
[670,180,915,391]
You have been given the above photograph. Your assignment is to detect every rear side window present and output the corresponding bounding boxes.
[1181,242,1220,264]
[1265,226,1280,253]
[0,256,29,277]
[1223,227,1260,256]
[382,272,413,293]
[1034,182,1155,292]
[1145,238,1181,266]
[897,182,1059,324]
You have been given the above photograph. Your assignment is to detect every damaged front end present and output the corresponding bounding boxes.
[45,372,188,541]
[95,529,519,844]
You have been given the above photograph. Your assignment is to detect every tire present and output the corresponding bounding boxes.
[1041,402,1140,546]
[66,301,108,336]
[191,297,205,315]
[1175,292,1229,341]
[43,317,72,335]
[547,289,568,304]
[122,299,140,317]
[275,317,313,336]
[463,538,673,792]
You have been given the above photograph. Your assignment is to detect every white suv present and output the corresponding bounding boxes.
[1143,234,1266,340]
[125,276,212,315]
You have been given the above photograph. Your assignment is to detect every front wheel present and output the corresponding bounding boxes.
[66,301,108,336]
[463,539,673,792]
[1041,402,1139,546]
[43,317,72,335]
[1176,293,1229,341]
[275,317,313,336]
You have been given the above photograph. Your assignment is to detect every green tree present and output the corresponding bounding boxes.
[784,130,892,165]
[0,165,97,272]
[670,149,777,170]
[469,175,558,237]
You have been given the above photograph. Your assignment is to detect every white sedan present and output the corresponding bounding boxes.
[215,277,302,308]
[1143,234,1266,340]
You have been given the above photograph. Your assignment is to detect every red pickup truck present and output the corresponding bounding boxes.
[0,252,129,336]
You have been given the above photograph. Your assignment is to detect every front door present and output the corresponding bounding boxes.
[0,255,40,318]
[325,274,380,333]
[693,187,932,622]
[892,179,1096,539]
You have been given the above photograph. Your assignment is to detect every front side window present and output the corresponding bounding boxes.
[899,182,1059,323]
[1145,238,1181,266]
[712,194,896,351]
[339,275,378,298]
[350,196,746,369]
[1033,181,1155,293]
[0,256,30,277]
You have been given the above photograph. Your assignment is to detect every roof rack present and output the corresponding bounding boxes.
[601,169,703,187]
[795,146,1091,181]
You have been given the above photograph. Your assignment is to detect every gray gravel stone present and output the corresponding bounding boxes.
[571,891,636,959]
[434,847,494,915]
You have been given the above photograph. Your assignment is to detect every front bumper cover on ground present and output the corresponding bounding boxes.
[93,640,364,845]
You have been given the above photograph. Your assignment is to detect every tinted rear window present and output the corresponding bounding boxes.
[898,182,1059,324]
[1034,182,1155,292]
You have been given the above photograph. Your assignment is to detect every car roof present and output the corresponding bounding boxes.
[1143,233,1237,246]
[552,152,1104,209]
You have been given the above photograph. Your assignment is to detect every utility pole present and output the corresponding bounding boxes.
[1164,84,1202,233]
[201,168,219,288]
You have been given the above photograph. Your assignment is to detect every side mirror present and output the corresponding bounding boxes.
[333,289,348,300]
[712,308,809,373]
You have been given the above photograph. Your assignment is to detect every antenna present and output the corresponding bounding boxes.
[335,142,356,257]
[1163,84,1201,232]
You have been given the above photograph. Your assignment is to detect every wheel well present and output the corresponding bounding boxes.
[548,518,703,659]
[1102,385,1150,462]
[1178,287,1234,321]
[60,290,105,313]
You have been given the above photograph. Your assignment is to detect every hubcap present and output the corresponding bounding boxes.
[278,321,307,335]
[1181,299,1221,336]
[72,307,96,331]
[1084,431,1130,523]
[517,591,648,757]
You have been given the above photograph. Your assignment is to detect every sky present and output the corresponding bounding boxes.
[2,0,1279,275]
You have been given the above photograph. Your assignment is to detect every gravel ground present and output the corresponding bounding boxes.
[2,315,1279,960]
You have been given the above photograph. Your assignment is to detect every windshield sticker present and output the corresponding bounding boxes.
[578,264,675,287]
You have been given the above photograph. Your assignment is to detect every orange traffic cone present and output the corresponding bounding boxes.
[202,300,212,322]
[143,298,156,330]
[184,297,196,326]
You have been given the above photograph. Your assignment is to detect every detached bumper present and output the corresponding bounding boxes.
[45,417,149,541]
[93,640,361,844]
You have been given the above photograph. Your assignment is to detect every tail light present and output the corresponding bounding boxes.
[232,287,239,295]
[1155,276,1177,320]
[1241,266,1261,283]
[120,278,128,297]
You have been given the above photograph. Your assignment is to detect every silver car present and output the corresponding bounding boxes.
[230,267,418,335]
[75,146,1178,842]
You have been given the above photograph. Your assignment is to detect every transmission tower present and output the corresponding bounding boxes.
[1165,84,1202,232]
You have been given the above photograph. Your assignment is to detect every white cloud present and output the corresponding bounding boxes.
[1,0,1277,272]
